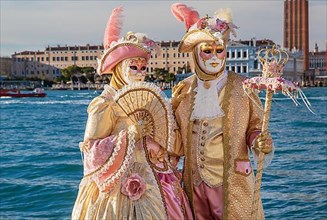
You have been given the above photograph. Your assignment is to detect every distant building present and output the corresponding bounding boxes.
[11,39,278,81]
[307,43,327,86]
[148,41,193,74]
[309,43,326,75]
[283,0,309,70]
[0,57,12,78]
[11,45,103,80]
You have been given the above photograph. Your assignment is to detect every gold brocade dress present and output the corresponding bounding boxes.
[72,86,192,220]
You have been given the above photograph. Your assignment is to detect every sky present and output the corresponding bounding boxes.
[1,0,326,57]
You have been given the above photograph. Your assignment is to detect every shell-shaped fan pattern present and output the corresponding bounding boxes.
[113,82,174,152]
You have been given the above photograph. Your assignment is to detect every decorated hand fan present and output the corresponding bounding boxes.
[113,82,174,152]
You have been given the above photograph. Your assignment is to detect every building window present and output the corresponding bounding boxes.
[237,51,241,58]
[82,56,85,60]
[46,57,49,61]
[242,66,247,73]
[53,57,56,61]
[243,51,247,58]
[86,56,89,60]
[56,57,60,61]
[94,56,97,60]
[231,52,235,58]
[90,56,93,60]
[65,57,68,61]
[61,57,64,61]
[227,52,230,58]
[237,66,241,73]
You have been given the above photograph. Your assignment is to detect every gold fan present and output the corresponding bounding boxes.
[113,82,174,151]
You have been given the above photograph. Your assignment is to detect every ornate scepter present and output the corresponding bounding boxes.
[243,45,313,220]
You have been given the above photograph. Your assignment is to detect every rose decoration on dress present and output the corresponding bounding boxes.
[121,173,146,200]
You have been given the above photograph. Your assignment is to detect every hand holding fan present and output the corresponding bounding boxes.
[113,82,174,152]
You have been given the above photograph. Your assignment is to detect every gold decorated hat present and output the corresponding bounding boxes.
[171,3,238,52]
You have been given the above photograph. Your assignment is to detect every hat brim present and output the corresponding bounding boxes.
[179,29,217,53]
[98,43,151,75]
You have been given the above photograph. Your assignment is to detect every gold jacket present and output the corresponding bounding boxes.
[172,72,265,219]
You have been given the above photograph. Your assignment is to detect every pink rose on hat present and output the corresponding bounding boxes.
[121,173,146,200]
[216,19,229,33]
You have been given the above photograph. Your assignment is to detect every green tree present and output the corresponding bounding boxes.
[81,66,96,83]
[153,67,167,82]
[165,72,175,83]
[61,65,82,80]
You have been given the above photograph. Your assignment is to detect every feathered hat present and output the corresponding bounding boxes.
[171,3,238,52]
[97,6,157,75]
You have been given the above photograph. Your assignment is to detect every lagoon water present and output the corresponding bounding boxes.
[0,87,326,219]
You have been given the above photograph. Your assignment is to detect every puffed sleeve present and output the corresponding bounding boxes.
[83,95,116,144]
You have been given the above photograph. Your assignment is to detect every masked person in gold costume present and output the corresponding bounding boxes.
[72,6,193,220]
[170,3,274,220]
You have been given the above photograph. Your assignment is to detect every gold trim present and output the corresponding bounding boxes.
[142,136,169,218]
[222,71,234,219]
[182,77,197,216]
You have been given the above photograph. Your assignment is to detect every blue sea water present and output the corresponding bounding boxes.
[0,87,326,219]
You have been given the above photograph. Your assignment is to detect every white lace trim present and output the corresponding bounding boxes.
[191,71,228,120]
[251,141,275,169]
[99,125,137,191]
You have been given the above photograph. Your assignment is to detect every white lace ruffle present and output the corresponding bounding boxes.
[251,144,275,169]
[191,71,228,120]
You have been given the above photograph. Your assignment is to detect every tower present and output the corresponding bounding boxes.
[283,0,309,70]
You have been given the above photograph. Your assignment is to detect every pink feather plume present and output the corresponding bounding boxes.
[171,3,200,30]
[103,6,123,49]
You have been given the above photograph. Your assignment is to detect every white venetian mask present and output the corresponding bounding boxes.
[196,41,226,75]
[122,57,148,84]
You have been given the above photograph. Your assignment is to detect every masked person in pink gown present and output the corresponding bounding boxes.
[170,4,274,220]
[71,6,193,220]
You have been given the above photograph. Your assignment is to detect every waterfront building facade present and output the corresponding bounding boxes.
[11,45,104,81]
[11,39,276,81]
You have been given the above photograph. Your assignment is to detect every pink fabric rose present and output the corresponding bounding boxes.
[216,19,229,33]
[121,173,146,200]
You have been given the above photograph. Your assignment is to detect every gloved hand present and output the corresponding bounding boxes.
[134,122,151,142]
[253,131,273,154]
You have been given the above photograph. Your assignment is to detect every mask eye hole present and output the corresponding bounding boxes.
[140,66,146,71]
[203,50,211,54]
[129,66,137,70]
[216,49,224,53]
